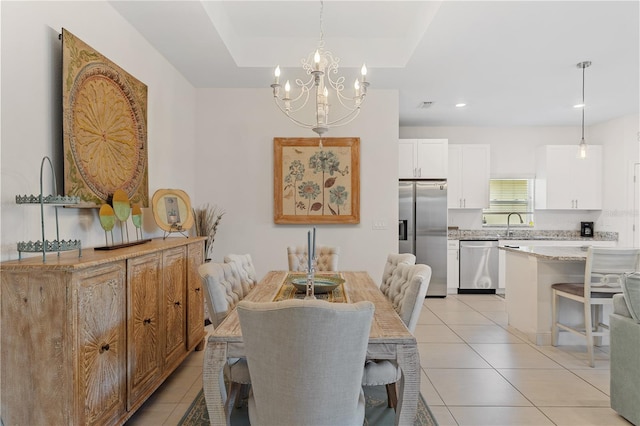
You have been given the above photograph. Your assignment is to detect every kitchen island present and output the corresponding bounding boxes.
[501,245,593,346]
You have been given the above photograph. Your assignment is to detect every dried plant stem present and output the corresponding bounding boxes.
[192,204,224,259]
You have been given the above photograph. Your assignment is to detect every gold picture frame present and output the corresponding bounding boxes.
[62,28,149,207]
[151,189,194,232]
[274,137,360,224]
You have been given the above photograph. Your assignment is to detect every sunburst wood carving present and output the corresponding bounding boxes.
[128,253,162,403]
[62,28,148,206]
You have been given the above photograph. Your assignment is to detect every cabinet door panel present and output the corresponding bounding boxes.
[1,271,71,426]
[164,246,187,368]
[76,262,127,425]
[187,242,205,349]
[460,145,490,208]
[447,145,463,208]
[417,139,448,178]
[127,252,163,409]
[398,140,416,178]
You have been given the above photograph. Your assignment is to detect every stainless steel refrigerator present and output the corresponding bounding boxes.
[398,180,448,297]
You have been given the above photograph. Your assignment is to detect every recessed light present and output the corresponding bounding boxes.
[573,103,585,108]
[455,103,467,108]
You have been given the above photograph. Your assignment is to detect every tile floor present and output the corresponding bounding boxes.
[126,293,632,425]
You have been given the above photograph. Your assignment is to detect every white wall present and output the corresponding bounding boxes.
[195,88,399,282]
[0,1,199,261]
[401,119,639,245]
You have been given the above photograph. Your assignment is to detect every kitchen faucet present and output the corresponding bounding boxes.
[506,212,524,237]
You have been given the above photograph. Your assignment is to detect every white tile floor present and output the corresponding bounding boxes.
[126,294,632,425]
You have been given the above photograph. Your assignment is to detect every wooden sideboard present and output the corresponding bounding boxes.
[0,237,206,425]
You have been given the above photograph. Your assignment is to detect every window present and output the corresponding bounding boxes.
[482,179,534,226]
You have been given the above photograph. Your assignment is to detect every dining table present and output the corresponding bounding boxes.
[203,270,421,426]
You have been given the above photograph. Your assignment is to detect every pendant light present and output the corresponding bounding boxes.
[576,61,591,159]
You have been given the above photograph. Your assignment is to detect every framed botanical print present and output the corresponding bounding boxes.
[274,137,360,224]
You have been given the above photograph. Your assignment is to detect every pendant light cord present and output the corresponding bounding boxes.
[581,64,585,140]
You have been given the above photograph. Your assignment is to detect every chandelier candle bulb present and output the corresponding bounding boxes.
[284,80,291,99]
[274,66,280,84]
[361,64,367,82]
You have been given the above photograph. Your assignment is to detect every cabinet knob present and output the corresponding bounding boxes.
[143,318,152,325]
[100,343,110,353]
[195,287,201,292]
[174,301,181,307]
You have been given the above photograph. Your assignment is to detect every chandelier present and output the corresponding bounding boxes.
[270,1,369,138]
[576,60,591,159]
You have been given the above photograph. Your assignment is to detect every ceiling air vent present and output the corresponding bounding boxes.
[419,101,433,109]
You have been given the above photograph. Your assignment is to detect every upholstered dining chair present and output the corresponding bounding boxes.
[237,299,374,426]
[224,253,258,294]
[198,262,252,419]
[362,263,432,408]
[287,245,340,272]
[551,247,640,367]
[380,253,416,296]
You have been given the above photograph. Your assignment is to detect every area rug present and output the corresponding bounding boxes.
[178,385,438,425]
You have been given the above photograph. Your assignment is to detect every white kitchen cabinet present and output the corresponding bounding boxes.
[398,139,448,178]
[448,144,490,209]
[447,240,460,292]
[535,145,602,210]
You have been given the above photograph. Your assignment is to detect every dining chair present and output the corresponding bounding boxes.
[380,253,416,296]
[362,263,431,408]
[198,262,252,419]
[551,247,640,367]
[287,245,340,272]
[237,298,374,426]
[224,253,258,294]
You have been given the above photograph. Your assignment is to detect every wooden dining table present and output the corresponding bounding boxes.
[203,270,421,426]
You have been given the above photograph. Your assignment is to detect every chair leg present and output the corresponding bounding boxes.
[225,381,242,418]
[386,383,398,410]
[584,302,595,368]
[235,383,251,409]
[551,290,559,346]
[593,305,603,347]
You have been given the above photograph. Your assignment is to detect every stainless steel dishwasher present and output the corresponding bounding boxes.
[459,240,499,294]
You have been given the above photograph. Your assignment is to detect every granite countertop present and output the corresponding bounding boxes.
[448,229,618,242]
[499,245,588,261]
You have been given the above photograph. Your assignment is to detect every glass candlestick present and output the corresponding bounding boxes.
[305,259,316,300]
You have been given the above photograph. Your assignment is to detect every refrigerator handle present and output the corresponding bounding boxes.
[399,220,408,241]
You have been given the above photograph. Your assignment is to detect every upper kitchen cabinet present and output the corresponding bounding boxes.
[399,139,448,178]
[535,145,602,210]
[448,144,490,209]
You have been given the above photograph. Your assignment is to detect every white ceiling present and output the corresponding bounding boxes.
[110,0,639,127]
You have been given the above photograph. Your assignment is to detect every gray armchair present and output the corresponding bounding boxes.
[198,262,252,420]
[237,299,374,426]
[380,253,416,296]
[287,245,340,272]
[363,263,431,408]
[610,273,640,426]
[224,253,258,293]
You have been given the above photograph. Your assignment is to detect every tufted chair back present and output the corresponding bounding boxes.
[198,262,245,328]
[380,253,416,296]
[386,263,432,332]
[287,245,340,272]
[224,253,258,295]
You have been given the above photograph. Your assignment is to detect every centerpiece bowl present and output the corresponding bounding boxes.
[290,275,345,294]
